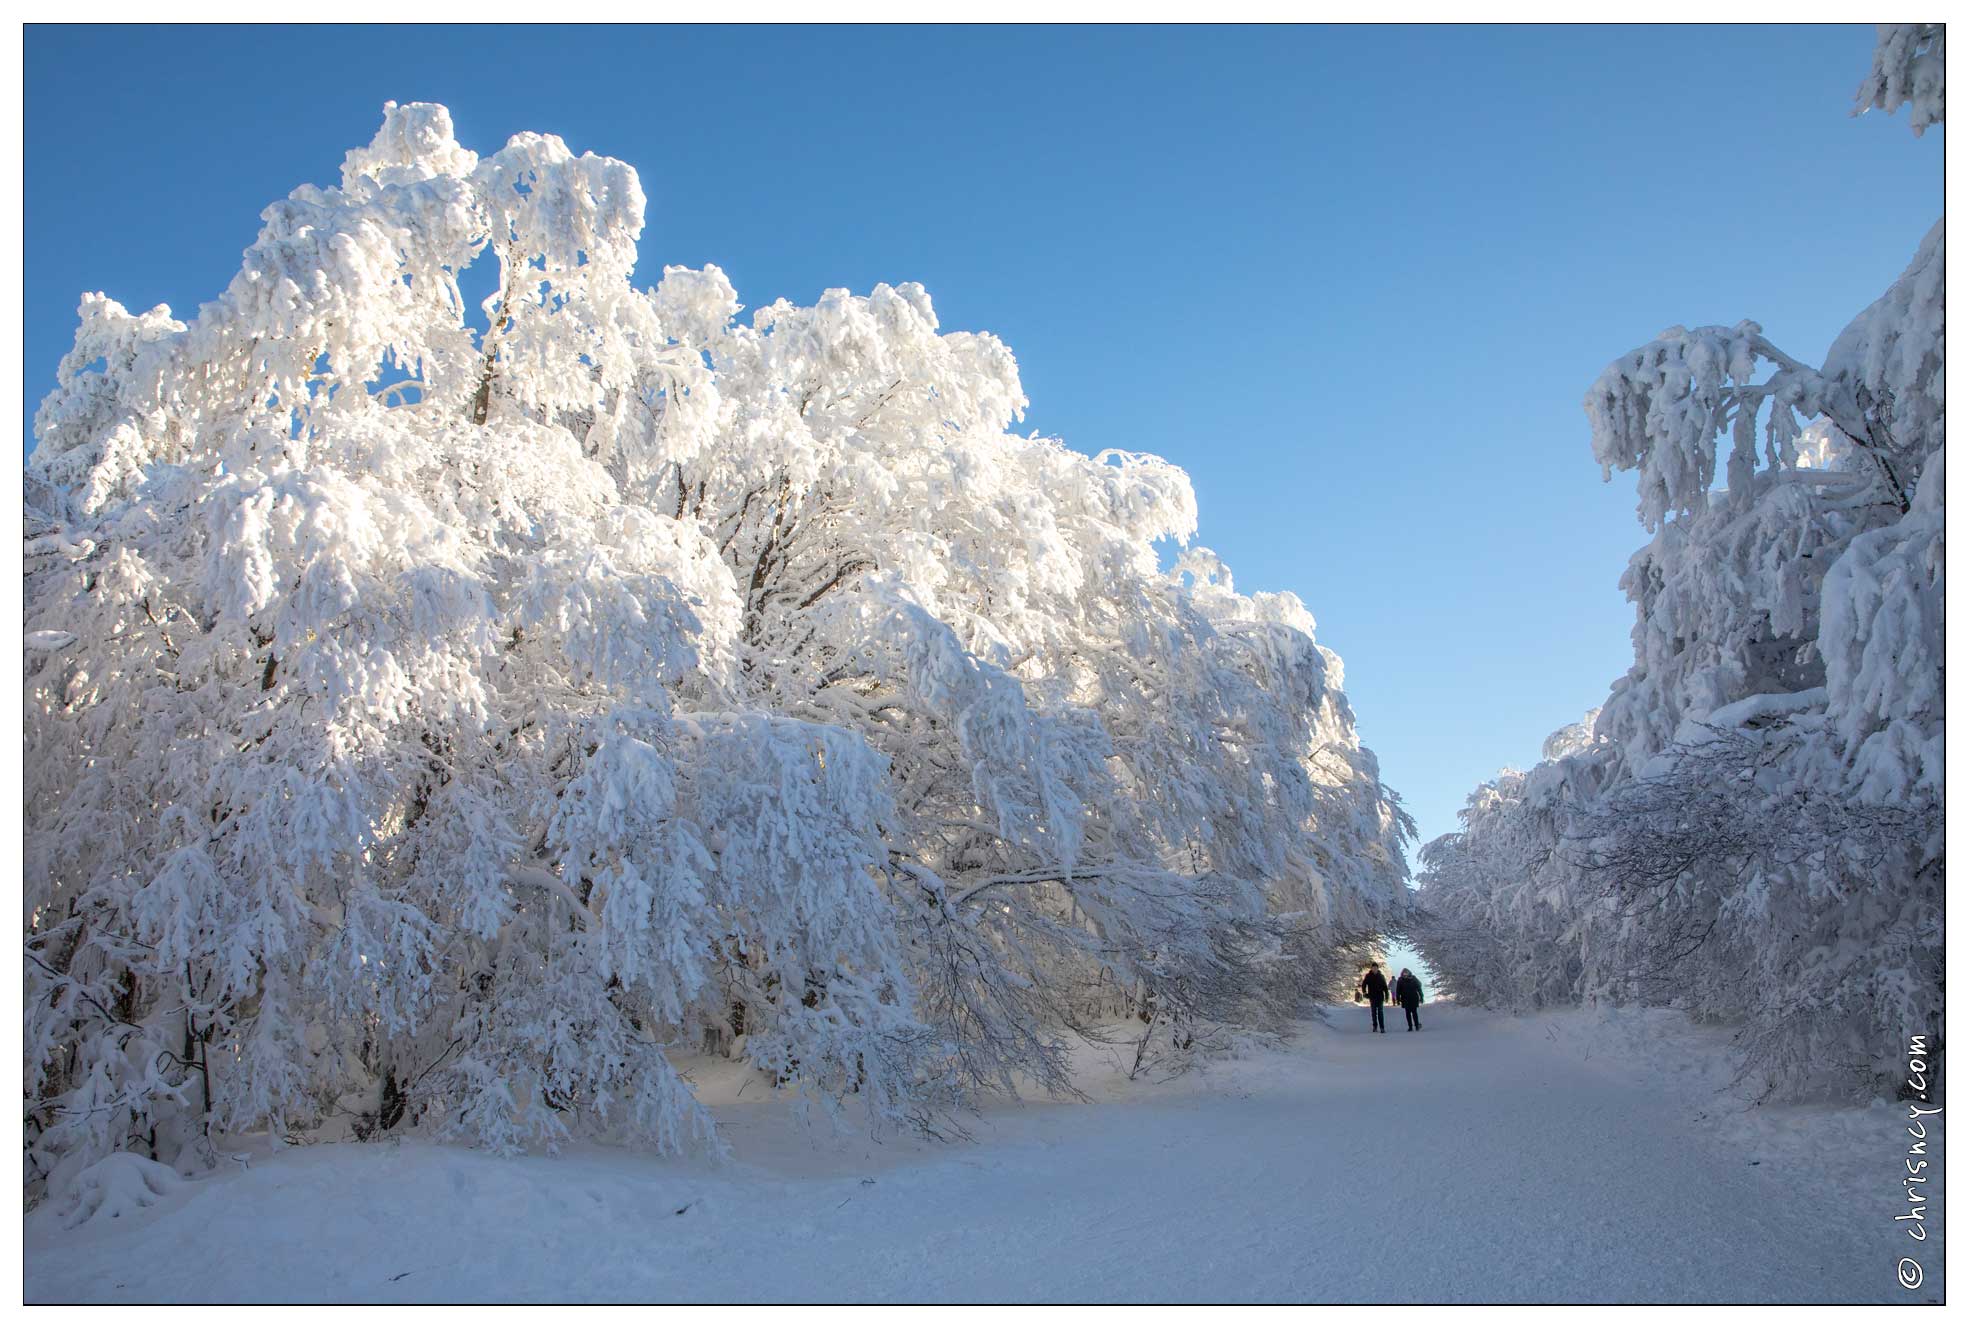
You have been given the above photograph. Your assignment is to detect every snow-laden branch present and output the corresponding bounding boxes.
[504,865,598,930]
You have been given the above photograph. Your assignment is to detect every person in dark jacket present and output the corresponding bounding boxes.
[1395,968,1424,1031]
[1357,963,1389,1033]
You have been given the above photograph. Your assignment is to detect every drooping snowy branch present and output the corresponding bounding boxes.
[1854,23,1945,136]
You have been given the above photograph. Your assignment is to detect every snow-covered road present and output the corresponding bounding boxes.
[26,1004,1938,1303]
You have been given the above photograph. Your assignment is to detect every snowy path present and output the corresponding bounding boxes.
[26,1004,1937,1303]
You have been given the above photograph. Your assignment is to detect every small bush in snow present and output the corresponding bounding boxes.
[55,1152,182,1229]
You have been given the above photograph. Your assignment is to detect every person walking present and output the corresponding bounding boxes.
[1395,967,1424,1031]
[1357,963,1389,1034]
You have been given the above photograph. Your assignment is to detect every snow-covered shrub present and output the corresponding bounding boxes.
[24,103,1412,1191]
[1412,29,1943,1100]
[53,1152,183,1229]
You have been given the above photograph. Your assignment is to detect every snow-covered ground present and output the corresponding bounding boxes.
[25,1003,1941,1303]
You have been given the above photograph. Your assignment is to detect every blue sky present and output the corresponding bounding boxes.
[24,24,1943,863]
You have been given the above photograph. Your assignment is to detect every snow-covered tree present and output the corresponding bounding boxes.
[24,103,1411,1191]
[1412,28,1943,1099]
[1407,714,1615,1011]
